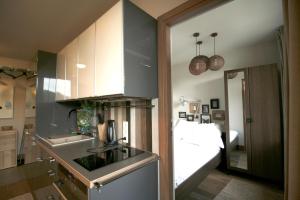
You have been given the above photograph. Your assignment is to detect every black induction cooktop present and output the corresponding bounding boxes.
[73,146,144,171]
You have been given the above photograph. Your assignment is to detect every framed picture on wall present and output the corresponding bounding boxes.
[189,102,201,114]
[178,112,186,118]
[186,115,194,121]
[212,110,225,121]
[202,104,209,114]
[210,98,220,109]
[200,114,211,123]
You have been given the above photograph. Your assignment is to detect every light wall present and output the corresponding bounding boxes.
[172,40,280,125]
[0,57,35,153]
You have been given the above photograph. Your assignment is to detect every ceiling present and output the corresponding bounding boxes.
[130,0,188,18]
[0,0,119,61]
[0,0,187,62]
[171,0,284,66]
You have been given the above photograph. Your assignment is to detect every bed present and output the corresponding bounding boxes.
[173,120,224,199]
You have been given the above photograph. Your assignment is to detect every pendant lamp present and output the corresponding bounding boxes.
[189,33,209,75]
[208,32,225,71]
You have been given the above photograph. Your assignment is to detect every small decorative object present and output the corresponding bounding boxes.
[4,101,12,109]
[210,98,220,109]
[202,104,209,114]
[189,33,208,75]
[179,96,188,106]
[0,66,37,79]
[186,115,195,121]
[212,110,225,121]
[179,112,187,118]
[208,32,225,71]
[200,114,211,123]
[195,114,200,120]
[189,102,200,114]
[1,126,13,131]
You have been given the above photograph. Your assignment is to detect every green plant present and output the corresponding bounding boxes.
[77,101,95,133]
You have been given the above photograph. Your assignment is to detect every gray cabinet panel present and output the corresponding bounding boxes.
[36,51,78,138]
[89,161,158,200]
[123,0,158,99]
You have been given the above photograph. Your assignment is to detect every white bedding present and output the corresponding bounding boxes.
[230,130,239,143]
[174,120,224,188]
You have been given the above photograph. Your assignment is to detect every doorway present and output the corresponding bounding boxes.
[158,0,285,199]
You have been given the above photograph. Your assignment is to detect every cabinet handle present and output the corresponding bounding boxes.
[246,118,253,123]
[36,157,43,162]
[94,182,103,193]
[47,195,55,200]
[48,172,56,177]
[141,64,151,68]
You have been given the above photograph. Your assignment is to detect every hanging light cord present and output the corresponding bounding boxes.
[214,36,216,55]
[195,36,198,56]
[210,32,218,56]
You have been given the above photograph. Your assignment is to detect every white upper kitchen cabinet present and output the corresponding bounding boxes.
[78,24,96,98]
[56,48,66,101]
[64,39,78,100]
[94,1,124,97]
[56,0,157,100]
[95,0,157,98]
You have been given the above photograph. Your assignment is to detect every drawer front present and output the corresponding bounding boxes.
[0,150,16,169]
[53,164,88,200]
[0,135,16,151]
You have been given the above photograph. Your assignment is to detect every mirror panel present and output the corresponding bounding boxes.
[227,71,247,170]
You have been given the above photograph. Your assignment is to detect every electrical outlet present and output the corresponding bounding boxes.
[123,121,129,143]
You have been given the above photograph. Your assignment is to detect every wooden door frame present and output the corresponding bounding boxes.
[157,0,231,199]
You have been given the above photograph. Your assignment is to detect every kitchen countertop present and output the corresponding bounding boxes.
[36,136,159,189]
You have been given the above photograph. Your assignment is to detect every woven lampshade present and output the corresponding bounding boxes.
[208,32,224,71]
[189,55,209,75]
[208,55,225,71]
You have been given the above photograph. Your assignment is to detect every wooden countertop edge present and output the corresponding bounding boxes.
[37,139,159,189]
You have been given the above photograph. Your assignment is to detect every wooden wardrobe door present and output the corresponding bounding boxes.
[248,64,283,182]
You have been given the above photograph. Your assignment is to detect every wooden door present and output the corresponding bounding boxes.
[248,64,283,182]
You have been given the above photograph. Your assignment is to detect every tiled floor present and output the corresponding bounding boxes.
[183,170,283,200]
[230,150,247,170]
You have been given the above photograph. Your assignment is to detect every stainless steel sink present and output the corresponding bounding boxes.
[42,135,94,147]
